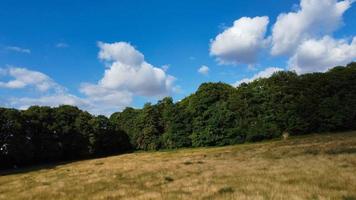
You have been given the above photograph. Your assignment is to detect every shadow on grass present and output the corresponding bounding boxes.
[0,150,134,176]
[2,131,356,176]
[0,161,69,176]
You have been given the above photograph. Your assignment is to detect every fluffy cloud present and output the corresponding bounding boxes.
[0,67,85,111]
[271,0,354,55]
[233,67,284,86]
[8,94,86,110]
[210,16,269,65]
[198,65,209,75]
[98,42,144,66]
[161,64,170,72]
[5,46,31,54]
[79,83,133,114]
[6,88,131,116]
[0,67,131,115]
[289,36,356,74]
[0,67,62,92]
[1,42,176,115]
[82,42,176,97]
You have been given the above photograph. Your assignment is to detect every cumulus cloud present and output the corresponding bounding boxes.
[0,67,84,109]
[271,0,354,55]
[215,0,355,73]
[82,41,176,97]
[0,68,6,76]
[0,67,87,111]
[0,67,131,115]
[0,67,63,92]
[11,91,132,116]
[210,16,269,65]
[1,42,177,115]
[79,83,133,113]
[233,67,284,86]
[198,65,209,75]
[5,46,31,54]
[161,64,170,72]
[8,94,86,110]
[98,42,144,66]
[289,36,356,74]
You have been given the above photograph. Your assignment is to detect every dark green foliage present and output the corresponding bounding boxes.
[0,108,33,168]
[136,103,163,150]
[51,105,89,159]
[160,98,192,148]
[110,107,141,148]
[112,63,356,150]
[1,63,356,169]
[0,105,131,169]
[23,106,61,162]
[245,120,281,142]
[89,115,131,155]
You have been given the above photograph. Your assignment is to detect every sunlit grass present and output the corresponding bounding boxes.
[1,131,356,200]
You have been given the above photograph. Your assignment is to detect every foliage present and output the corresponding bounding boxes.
[0,106,131,169]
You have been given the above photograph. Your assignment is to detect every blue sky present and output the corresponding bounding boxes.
[0,0,355,115]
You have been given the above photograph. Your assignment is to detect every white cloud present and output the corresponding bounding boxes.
[6,86,132,116]
[79,83,133,113]
[289,36,356,74]
[56,43,69,48]
[210,16,269,65]
[271,0,354,55]
[0,67,85,111]
[0,42,177,115]
[198,65,209,75]
[98,42,144,66]
[0,67,87,112]
[1,42,177,115]
[0,67,63,92]
[0,68,6,76]
[233,67,284,86]
[161,64,170,72]
[0,67,131,115]
[83,41,176,97]
[9,94,86,110]
[5,46,31,54]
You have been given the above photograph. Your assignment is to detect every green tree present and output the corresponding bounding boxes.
[23,106,61,162]
[52,105,89,159]
[90,115,131,155]
[0,109,33,168]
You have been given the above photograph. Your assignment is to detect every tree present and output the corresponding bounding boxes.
[0,108,33,168]
[23,106,61,162]
[90,115,131,155]
[110,107,141,148]
[135,103,163,150]
[52,105,89,159]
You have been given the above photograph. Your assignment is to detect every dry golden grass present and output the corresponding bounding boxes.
[1,132,356,200]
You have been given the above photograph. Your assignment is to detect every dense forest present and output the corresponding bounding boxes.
[1,62,356,169]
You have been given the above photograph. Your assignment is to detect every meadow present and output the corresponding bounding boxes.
[0,131,356,200]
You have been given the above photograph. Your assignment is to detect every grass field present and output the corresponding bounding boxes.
[1,132,356,200]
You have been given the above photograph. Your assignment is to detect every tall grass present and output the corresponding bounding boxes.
[0,131,356,200]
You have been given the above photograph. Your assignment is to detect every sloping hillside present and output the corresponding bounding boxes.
[1,132,356,200]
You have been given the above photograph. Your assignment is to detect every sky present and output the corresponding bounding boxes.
[0,0,355,115]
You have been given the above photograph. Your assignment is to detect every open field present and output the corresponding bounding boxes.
[1,132,356,200]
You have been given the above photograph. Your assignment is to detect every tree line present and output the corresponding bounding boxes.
[1,62,356,169]
[0,106,131,169]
